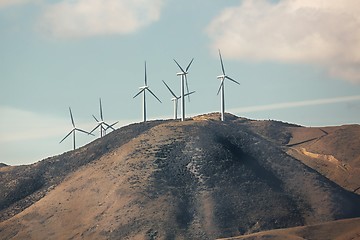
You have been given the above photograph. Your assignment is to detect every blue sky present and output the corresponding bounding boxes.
[1,0,360,165]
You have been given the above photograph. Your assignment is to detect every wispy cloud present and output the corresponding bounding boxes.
[37,0,165,39]
[207,0,360,84]
[0,106,132,143]
[230,95,360,113]
[0,0,37,8]
[0,106,69,143]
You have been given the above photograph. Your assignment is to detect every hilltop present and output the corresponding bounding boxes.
[0,113,359,239]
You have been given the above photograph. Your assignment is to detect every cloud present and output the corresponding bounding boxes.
[38,0,164,38]
[0,106,69,143]
[230,95,360,113]
[207,0,360,83]
[0,0,36,8]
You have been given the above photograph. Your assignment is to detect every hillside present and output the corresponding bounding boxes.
[220,217,360,240]
[0,113,359,239]
[242,120,360,194]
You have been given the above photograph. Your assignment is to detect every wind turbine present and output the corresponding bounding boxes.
[90,98,118,137]
[133,61,162,122]
[60,107,93,150]
[173,58,194,121]
[217,49,240,121]
[103,122,118,135]
[162,80,195,120]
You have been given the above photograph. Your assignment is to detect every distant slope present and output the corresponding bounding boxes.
[219,217,360,240]
[0,113,359,239]
[243,119,360,194]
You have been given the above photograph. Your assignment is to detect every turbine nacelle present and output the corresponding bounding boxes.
[176,72,188,76]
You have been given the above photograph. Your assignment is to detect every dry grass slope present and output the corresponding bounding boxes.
[243,120,360,194]
[219,217,360,240]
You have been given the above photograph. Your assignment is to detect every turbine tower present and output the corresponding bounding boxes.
[133,61,162,122]
[162,80,195,120]
[173,58,194,121]
[90,98,118,138]
[217,49,240,121]
[60,107,92,150]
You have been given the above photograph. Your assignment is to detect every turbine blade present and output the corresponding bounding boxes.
[133,89,144,98]
[110,121,118,127]
[89,123,101,134]
[186,58,194,72]
[185,75,190,102]
[219,49,226,75]
[184,91,195,97]
[173,59,185,73]
[144,61,148,86]
[60,130,74,144]
[147,88,162,103]
[162,80,177,98]
[92,114,99,122]
[76,128,94,136]
[69,107,75,128]
[107,121,118,130]
[103,122,112,130]
[226,76,240,85]
[217,80,224,96]
[99,98,103,121]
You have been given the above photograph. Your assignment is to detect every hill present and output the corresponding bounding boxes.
[0,113,359,239]
[242,120,360,194]
[220,217,360,240]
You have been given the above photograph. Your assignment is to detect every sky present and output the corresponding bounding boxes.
[1,0,360,165]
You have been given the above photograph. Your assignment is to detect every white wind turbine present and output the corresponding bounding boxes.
[60,107,93,150]
[217,49,240,121]
[162,80,195,120]
[133,61,162,122]
[173,58,194,121]
[90,98,118,138]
